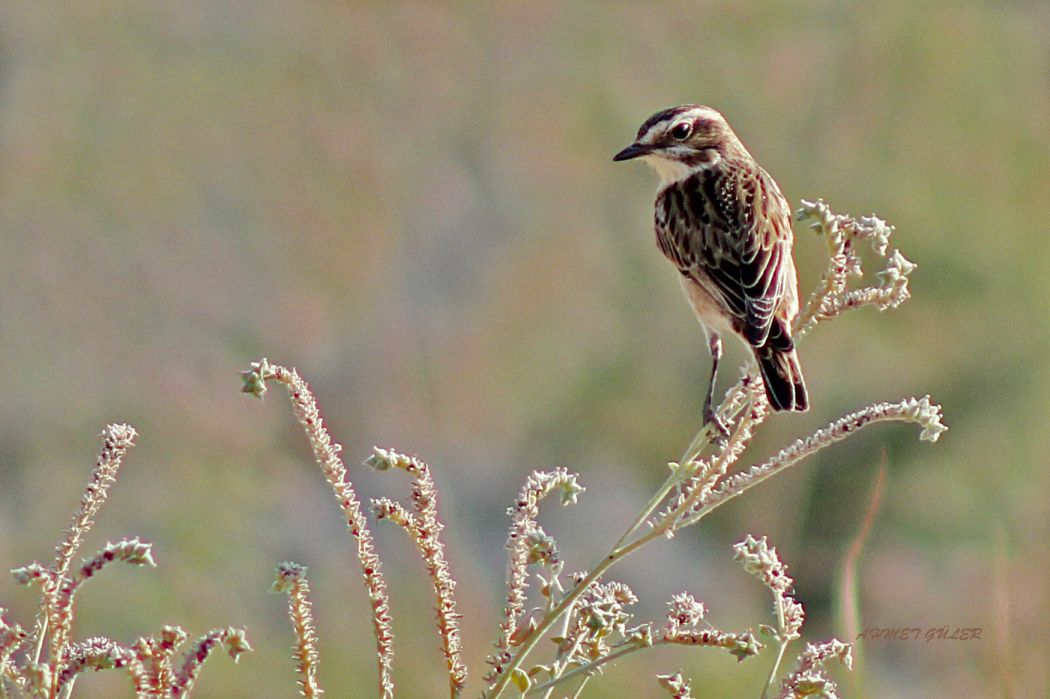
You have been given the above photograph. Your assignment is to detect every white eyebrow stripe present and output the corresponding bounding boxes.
[638,106,726,143]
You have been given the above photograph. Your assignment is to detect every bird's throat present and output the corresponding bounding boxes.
[643,150,721,186]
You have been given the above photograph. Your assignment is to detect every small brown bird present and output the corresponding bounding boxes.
[614,105,807,429]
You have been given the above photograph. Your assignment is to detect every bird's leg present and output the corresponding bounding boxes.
[702,333,729,439]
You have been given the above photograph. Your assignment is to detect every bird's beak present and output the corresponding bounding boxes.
[613,142,653,162]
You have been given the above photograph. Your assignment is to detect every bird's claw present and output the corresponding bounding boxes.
[703,406,731,444]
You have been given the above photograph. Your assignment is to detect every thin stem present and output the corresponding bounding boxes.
[538,597,582,699]
[489,398,754,698]
[760,596,788,699]
[641,406,756,543]
[613,388,751,553]
[761,643,788,699]
[59,677,76,699]
[568,676,591,699]
[539,676,556,698]
[31,620,47,666]
[488,553,619,698]
[678,398,942,531]
[489,415,751,698]
[612,467,685,553]
[539,634,586,699]
[612,421,715,552]
[370,450,465,696]
[527,644,640,695]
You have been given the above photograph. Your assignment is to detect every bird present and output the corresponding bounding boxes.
[613,105,808,431]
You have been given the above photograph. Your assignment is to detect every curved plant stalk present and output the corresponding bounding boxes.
[242,360,395,699]
[484,201,944,699]
[273,563,324,699]
[368,448,467,697]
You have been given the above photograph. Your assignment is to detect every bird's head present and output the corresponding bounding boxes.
[613,105,751,184]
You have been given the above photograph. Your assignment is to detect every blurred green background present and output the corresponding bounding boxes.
[1,2,1047,697]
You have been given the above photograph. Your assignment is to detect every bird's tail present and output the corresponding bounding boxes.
[755,345,808,412]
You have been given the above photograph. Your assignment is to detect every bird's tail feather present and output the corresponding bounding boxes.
[756,345,808,412]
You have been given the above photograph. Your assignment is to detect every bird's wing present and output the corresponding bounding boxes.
[657,161,792,348]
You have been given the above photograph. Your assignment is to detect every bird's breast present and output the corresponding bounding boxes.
[678,275,741,338]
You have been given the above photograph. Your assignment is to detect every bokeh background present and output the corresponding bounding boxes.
[1,2,1047,697]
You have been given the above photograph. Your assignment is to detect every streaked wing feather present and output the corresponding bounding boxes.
[657,160,791,347]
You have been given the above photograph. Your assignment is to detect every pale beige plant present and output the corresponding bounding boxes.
[234,200,944,699]
[367,447,466,696]
[241,359,395,699]
[520,574,763,698]
[777,639,854,699]
[168,628,251,698]
[33,423,138,676]
[484,468,583,686]
[476,200,943,698]
[273,563,324,699]
[733,535,806,699]
[656,671,694,699]
[0,198,941,698]
[1,426,249,699]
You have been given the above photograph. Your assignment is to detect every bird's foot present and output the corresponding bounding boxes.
[703,405,731,444]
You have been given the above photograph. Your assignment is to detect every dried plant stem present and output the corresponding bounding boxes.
[53,637,145,698]
[488,394,940,698]
[538,624,586,699]
[29,424,138,668]
[5,425,250,699]
[837,460,886,698]
[59,678,77,699]
[528,644,637,695]
[170,628,250,699]
[529,627,756,698]
[680,396,945,530]
[367,448,466,697]
[760,599,789,699]
[47,539,155,687]
[568,676,591,699]
[613,380,754,553]
[488,417,749,697]
[486,469,582,684]
[52,425,139,578]
[274,564,324,699]
[242,359,394,699]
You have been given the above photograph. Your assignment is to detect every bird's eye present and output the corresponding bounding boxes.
[670,121,692,140]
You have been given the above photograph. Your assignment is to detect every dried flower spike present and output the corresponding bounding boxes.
[53,424,139,578]
[657,671,694,699]
[243,360,394,698]
[171,627,251,698]
[367,447,467,695]
[274,562,324,699]
[778,639,853,699]
[486,468,583,684]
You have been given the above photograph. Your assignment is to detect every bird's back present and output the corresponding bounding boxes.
[654,158,799,348]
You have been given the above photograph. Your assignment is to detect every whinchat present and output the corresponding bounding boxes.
[614,105,808,429]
